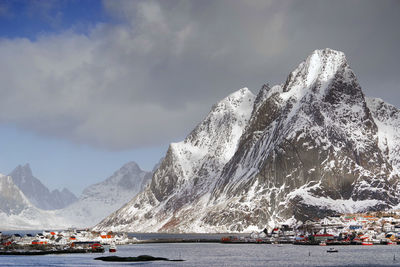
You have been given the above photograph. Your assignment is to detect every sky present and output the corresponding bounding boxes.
[0,0,399,195]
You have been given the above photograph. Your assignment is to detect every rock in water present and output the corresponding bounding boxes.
[94,255,184,262]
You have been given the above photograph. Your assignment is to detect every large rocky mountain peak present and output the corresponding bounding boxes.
[95,49,400,233]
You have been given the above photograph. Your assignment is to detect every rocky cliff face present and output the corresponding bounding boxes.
[366,97,400,174]
[95,49,400,233]
[9,164,77,210]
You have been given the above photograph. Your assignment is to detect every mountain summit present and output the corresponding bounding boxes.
[95,49,400,233]
[9,164,77,210]
[57,161,152,228]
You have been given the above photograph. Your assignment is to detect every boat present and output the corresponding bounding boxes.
[361,236,373,245]
[361,241,373,246]
[109,242,117,253]
[221,236,246,243]
[91,243,104,253]
[327,248,338,253]
[319,241,327,246]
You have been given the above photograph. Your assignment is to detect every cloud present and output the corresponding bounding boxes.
[0,0,399,150]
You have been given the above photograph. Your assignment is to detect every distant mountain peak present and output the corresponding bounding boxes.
[11,163,33,177]
[8,164,77,210]
[0,173,72,229]
[58,161,153,228]
[22,163,31,169]
[119,161,143,172]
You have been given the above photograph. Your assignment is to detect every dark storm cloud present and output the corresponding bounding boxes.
[0,0,398,149]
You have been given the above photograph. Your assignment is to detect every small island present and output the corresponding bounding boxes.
[94,255,184,262]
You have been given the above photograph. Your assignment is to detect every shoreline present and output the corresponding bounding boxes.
[1,239,398,256]
[0,248,104,256]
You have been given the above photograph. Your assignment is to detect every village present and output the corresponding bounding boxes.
[224,211,400,245]
[291,210,400,245]
[0,229,135,255]
[2,210,400,255]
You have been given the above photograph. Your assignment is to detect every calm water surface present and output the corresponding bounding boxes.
[1,243,400,266]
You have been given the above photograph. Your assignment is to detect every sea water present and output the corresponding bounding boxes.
[0,243,400,266]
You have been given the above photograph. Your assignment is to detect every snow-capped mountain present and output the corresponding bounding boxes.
[204,48,399,231]
[95,88,256,232]
[57,161,151,228]
[96,48,400,233]
[0,174,71,230]
[0,161,152,229]
[9,164,77,210]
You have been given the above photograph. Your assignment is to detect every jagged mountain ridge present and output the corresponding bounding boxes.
[204,49,398,230]
[9,164,77,210]
[95,48,400,233]
[95,88,255,232]
[57,161,152,228]
[0,161,152,229]
[0,174,71,230]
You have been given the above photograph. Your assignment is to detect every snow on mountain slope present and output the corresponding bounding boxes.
[95,88,255,232]
[57,162,151,228]
[95,49,400,233]
[9,164,77,210]
[204,48,398,231]
[0,174,31,215]
[366,97,400,175]
[0,174,71,230]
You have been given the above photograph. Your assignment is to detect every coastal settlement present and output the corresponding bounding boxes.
[2,211,400,253]
[222,211,400,245]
